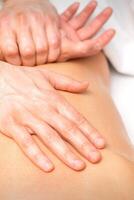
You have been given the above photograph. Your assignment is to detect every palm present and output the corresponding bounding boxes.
[58,2,115,61]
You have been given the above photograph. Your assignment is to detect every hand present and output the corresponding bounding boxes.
[0,62,105,172]
[59,1,115,61]
[0,0,61,66]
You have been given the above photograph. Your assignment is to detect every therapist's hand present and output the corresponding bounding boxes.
[0,62,105,172]
[1,0,61,66]
[59,1,115,61]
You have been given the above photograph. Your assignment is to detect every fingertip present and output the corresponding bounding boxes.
[104,7,113,15]
[79,81,89,91]
[107,29,116,38]
[95,138,106,149]
[89,0,98,7]
[38,159,55,172]
[89,151,102,164]
[74,1,80,7]
[44,163,55,172]
[71,159,86,171]
[83,80,90,87]
[74,81,89,93]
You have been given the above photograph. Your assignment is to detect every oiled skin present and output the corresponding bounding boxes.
[0,53,134,200]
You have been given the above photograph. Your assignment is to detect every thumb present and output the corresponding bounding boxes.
[44,69,89,93]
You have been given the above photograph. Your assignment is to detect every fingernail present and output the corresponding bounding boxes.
[89,151,101,163]
[95,138,105,148]
[44,162,54,172]
[71,159,86,171]
[38,159,54,172]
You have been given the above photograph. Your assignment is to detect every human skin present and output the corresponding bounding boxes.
[3,0,61,64]
[0,53,134,200]
[0,61,106,172]
[0,1,115,172]
[0,0,115,65]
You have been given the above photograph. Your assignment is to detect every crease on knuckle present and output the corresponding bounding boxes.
[31,11,44,21]
[49,38,60,49]
[21,134,33,149]
[90,128,99,138]
[95,18,102,27]
[81,46,88,54]
[22,47,34,58]
[94,42,102,51]
[65,122,78,138]
[5,45,18,57]
[62,147,73,161]
[77,116,87,127]
[81,11,88,18]
[28,146,41,161]
[80,141,90,151]
[36,46,47,55]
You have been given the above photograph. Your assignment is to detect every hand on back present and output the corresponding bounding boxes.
[0,62,105,172]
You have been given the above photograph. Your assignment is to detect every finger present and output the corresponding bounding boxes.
[69,0,97,30]
[44,111,101,163]
[27,117,86,171]
[10,125,54,172]
[60,2,80,22]
[0,47,5,61]
[0,28,21,65]
[57,98,105,149]
[17,27,36,66]
[89,29,116,55]
[69,29,115,59]
[41,68,89,93]
[77,7,113,40]
[30,18,48,65]
[46,20,61,63]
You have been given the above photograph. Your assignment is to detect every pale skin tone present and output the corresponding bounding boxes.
[0,54,134,200]
[1,0,115,65]
[0,2,115,172]
[0,1,133,199]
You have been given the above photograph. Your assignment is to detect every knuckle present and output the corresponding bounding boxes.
[81,46,88,54]
[20,134,33,148]
[65,122,78,135]
[0,14,9,25]
[90,127,98,136]
[81,11,88,18]
[63,149,73,161]
[36,46,48,55]
[65,10,71,18]
[5,45,18,57]
[31,11,44,21]
[95,18,102,27]
[94,42,102,51]
[59,143,73,159]
[27,146,40,160]
[76,116,87,126]
[16,12,27,24]
[22,47,34,58]
[80,141,90,151]
[49,38,60,49]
